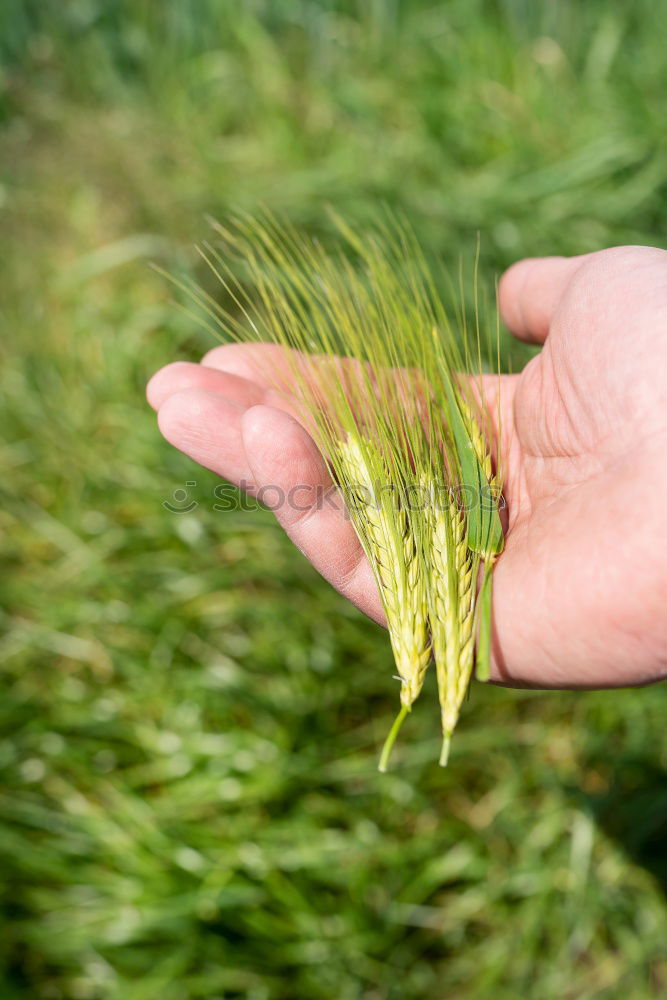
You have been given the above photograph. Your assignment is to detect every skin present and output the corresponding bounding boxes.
[147,247,667,689]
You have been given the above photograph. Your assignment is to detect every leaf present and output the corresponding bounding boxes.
[441,372,503,559]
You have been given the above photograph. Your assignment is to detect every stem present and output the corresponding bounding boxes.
[439,732,451,767]
[475,565,493,682]
[378,704,409,773]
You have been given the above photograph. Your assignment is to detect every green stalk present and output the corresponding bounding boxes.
[475,566,494,682]
[439,733,451,767]
[378,705,409,773]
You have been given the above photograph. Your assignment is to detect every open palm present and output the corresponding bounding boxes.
[148,247,667,688]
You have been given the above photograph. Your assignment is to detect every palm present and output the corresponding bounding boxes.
[148,247,667,689]
[495,246,667,686]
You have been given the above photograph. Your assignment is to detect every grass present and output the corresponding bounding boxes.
[1,2,666,998]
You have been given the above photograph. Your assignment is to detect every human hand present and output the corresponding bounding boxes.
[147,246,667,689]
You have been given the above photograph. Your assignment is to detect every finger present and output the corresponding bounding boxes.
[203,342,440,451]
[498,254,589,344]
[201,344,328,434]
[147,361,265,412]
[204,343,515,471]
[157,388,255,490]
[202,342,371,407]
[202,342,290,384]
[241,404,384,625]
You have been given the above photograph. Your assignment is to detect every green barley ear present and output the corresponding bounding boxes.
[337,433,431,771]
[337,434,431,709]
[424,478,478,766]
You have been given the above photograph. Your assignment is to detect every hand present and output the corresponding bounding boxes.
[147,246,667,689]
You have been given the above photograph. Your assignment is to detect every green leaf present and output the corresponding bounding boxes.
[441,374,503,559]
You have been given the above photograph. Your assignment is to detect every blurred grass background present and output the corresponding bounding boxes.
[1,1,666,998]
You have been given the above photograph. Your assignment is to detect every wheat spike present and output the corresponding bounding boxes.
[338,434,431,713]
[427,487,477,765]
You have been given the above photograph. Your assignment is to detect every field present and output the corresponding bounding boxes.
[1,2,666,998]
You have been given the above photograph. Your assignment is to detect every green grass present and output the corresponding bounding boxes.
[1,2,666,998]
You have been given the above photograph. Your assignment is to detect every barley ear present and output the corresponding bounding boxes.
[337,433,431,770]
